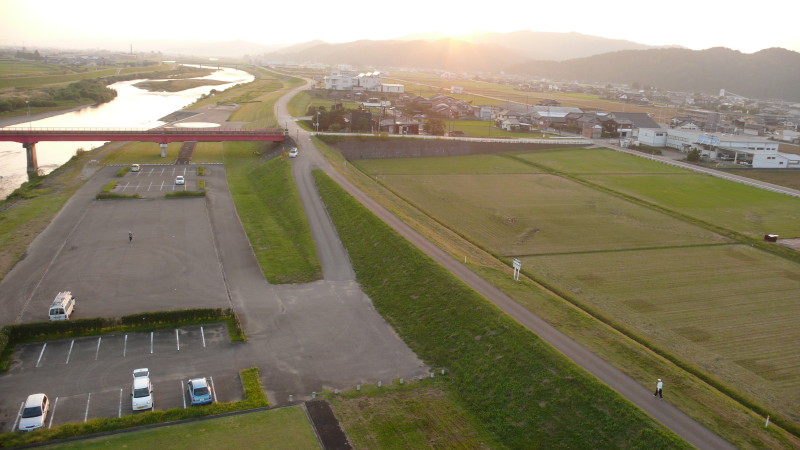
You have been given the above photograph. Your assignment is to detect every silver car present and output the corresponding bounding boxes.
[19,393,49,431]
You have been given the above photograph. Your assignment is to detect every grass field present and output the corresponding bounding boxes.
[287,90,361,117]
[100,142,225,165]
[0,63,172,89]
[720,168,800,191]
[315,169,690,449]
[134,78,228,92]
[328,382,498,448]
[41,406,318,449]
[0,61,67,77]
[527,244,800,422]
[347,145,800,440]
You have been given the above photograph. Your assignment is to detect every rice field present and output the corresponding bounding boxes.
[525,245,800,422]
[352,145,800,425]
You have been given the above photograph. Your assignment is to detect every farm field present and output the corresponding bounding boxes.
[525,244,800,423]
[367,170,729,255]
[352,146,800,429]
[720,168,800,191]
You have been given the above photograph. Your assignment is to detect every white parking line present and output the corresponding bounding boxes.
[181,380,186,409]
[160,181,165,191]
[84,393,91,422]
[120,182,130,192]
[160,168,165,176]
[48,397,59,428]
[176,329,180,351]
[201,326,206,348]
[123,334,128,357]
[12,401,23,432]
[95,337,102,360]
[150,332,154,354]
[65,339,75,364]
[118,388,123,418]
[209,376,217,403]
[35,343,47,367]
[148,181,153,191]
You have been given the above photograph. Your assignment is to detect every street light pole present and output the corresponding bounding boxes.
[26,100,30,130]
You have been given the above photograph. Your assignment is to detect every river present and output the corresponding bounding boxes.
[0,66,254,200]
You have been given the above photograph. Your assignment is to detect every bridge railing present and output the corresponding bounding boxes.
[0,127,285,135]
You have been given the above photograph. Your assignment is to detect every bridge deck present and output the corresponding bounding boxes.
[0,128,286,144]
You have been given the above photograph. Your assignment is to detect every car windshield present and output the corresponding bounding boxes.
[133,387,150,398]
[21,406,42,418]
[193,386,209,396]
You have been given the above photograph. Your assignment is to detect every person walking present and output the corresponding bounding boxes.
[654,378,663,398]
[128,231,133,243]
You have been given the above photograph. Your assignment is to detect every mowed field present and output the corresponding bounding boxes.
[353,146,800,424]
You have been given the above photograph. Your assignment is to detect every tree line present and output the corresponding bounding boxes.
[0,79,117,113]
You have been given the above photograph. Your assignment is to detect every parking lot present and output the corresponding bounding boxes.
[1,323,243,432]
[115,165,194,198]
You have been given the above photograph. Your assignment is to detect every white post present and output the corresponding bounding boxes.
[765,415,770,427]
[160,143,167,158]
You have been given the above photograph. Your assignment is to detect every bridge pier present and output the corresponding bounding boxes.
[23,142,39,174]
[160,143,167,158]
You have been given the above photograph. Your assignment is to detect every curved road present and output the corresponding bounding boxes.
[275,78,735,449]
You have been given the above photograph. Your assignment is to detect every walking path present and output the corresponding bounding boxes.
[275,77,735,449]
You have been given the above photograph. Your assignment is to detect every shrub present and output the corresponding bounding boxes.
[196,165,206,176]
[116,166,131,177]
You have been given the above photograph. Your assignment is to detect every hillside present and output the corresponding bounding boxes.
[510,47,800,101]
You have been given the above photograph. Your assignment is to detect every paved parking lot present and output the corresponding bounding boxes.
[114,165,195,198]
[1,323,242,432]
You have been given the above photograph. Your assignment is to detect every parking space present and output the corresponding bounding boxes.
[0,324,239,428]
[114,165,192,198]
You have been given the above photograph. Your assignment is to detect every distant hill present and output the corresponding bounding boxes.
[261,38,523,72]
[460,30,679,61]
[136,39,285,58]
[509,47,800,101]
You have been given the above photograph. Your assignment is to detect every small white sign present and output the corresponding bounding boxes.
[513,258,521,270]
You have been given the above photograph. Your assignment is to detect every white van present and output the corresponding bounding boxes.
[49,291,75,321]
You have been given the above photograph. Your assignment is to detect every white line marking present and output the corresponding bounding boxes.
[48,397,59,429]
[209,376,217,403]
[13,402,23,432]
[201,326,206,348]
[123,334,128,357]
[84,393,91,422]
[160,168,165,176]
[95,337,102,360]
[150,332,154,354]
[176,329,180,350]
[148,181,153,191]
[65,340,75,364]
[181,380,186,409]
[118,388,123,418]
[160,181,165,191]
[36,343,47,367]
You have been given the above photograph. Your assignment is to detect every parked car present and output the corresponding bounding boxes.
[288,147,298,158]
[131,368,154,411]
[18,394,49,432]
[131,164,141,172]
[187,377,213,406]
[175,175,185,185]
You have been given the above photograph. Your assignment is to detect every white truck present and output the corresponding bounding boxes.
[48,291,75,320]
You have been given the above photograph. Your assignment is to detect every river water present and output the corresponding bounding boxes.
[0,66,254,200]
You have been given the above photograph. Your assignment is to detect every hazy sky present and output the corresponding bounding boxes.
[1,0,798,53]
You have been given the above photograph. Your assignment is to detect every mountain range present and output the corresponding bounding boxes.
[259,32,800,102]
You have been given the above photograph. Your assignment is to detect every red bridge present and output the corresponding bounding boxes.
[0,127,287,173]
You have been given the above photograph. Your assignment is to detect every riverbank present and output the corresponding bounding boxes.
[0,104,92,128]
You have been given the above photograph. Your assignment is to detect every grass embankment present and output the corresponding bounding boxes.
[41,406,318,450]
[0,367,267,448]
[327,380,499,448]
[134,79,228,92]
[224,144,321,283]
[344,146,800,447]
[313,169,689,448]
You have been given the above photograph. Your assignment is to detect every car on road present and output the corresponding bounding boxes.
[187,377,213,406]
[131,368,154,411]
[18,393,49,431]
[175,175,185,185]
[288,147,298,158]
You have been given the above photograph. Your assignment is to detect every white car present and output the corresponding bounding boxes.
[131,164,141,172]
[131,368,154,411]
[288,147,298,158]
[19,393,49,431]
[175,175,185,185]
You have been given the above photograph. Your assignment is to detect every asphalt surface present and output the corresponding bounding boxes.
[275,78,735,450]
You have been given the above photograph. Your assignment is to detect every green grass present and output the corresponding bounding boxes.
[516,147,689,174]
[354,153,539,175]
[313,169,689,449]
[328,380,499,448]
[0,63,172,89]
[224,144,321,283]
[584,173,800,238]
[41,406,317,450]
[134,79,227,92]
[0,61,67,76]
[287,90,361,117]
[444,119,545,138]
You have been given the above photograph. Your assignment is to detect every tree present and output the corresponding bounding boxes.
[686,149,701,162]
[425,118,445,136]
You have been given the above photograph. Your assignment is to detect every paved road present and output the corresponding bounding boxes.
[277,77,735,449]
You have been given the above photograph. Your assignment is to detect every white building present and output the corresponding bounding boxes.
[638,127,668,146]
[324,70,404,93]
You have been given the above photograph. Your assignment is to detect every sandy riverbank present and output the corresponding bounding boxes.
[0,105,94,128]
